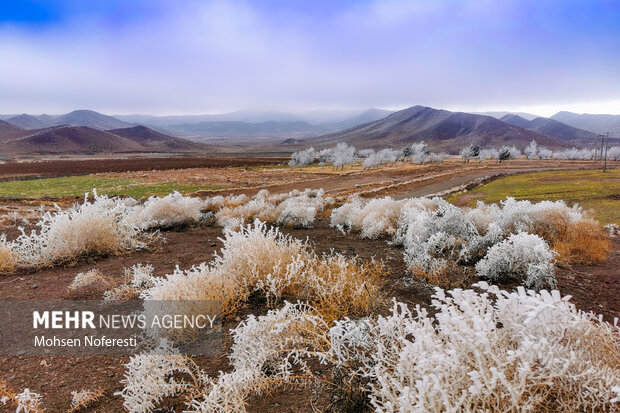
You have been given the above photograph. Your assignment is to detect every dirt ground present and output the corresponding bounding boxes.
[0,158,618,412]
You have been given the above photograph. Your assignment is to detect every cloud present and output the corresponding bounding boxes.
[0,0,619,114]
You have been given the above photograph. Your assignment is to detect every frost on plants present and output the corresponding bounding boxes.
[475,232,556,289]
[329,284,620,413]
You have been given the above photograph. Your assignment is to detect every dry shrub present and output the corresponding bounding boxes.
[410,262,473,290]
[66,269,112,296]
[551,220,611,265]
[69,388,105,412]
[0,238,17,273]
[0,380,44,413]
[303,256,385,322]
[142,263,245,318]
[140,220,385,321]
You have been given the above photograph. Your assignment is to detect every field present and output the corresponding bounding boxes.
[0,156,618,412]
[449,169,620,224]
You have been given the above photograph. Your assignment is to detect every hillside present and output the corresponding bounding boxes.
[0,125,209,154]
[305,105,567,152]
[551,111,620,137]
[0,126,147,154]
[5,114,51,129]
[107,125,208,151]
[0,119,22,135]
[501,115,597,146]
[52,110,134,130]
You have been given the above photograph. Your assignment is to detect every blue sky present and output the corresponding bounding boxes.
[1,0,619,115]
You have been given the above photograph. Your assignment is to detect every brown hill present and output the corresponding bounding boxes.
[501,115,597,146]
[107,125,207,151]
[0,126,147,154]
[305,105,569,153]
[0,125,210,155]
[5,114,51,130]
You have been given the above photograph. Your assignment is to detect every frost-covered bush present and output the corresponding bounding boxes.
[7,192,150,268]
[331,283,620,413]
[607,146,620,160]
[499,145,520,161]
[289,147,317,167]
[215,189,332,228]
[475,232,556,289]
[331,196,440,239]
[403,141,430,163]
[67,269,111,292]
[103,264,156,301]
[124,192,210,230]
[357,148,375,158]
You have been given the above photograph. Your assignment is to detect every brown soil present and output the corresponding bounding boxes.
[0,155,288,180]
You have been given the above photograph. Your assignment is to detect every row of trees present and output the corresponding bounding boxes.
[290,140,620,168]
[289,142,447,168]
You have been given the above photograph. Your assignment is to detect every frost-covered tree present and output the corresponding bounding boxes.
[358,149,375,158]
[460,144,480,162]
[538,147,553,159]
[479,148,499,160]
[524,140,538,159]
[498,146,519,162]
[607,146,620,160]
[288,147,317,167]
[330,142,357,169]
[406,141,430,163]
[363,148,400,168]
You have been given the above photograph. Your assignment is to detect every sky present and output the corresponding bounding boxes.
[1,0,619,116]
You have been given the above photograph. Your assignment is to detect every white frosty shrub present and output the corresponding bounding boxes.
[475,232,556,289]
[552,148,595,160]
[117,340,202,413]
[331,283,620,413]
[607,146,620,160]
[8,191,149,268]
[538,146,553,159]
[124,191,210,230]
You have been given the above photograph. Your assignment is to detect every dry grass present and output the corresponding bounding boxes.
[0,243,17,273]
[410,263,474,290]
[529,210,611,265]
[302,256,386,323]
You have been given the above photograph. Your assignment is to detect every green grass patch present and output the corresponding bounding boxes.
[448,169,620,224]
[0,175,224,199]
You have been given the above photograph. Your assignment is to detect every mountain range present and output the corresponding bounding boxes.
[550,111,620,137]
[304,105,570,153]
[0,106,617,155]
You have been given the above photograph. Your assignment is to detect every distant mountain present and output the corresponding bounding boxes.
[0,119,22,135]
[550,111,620,137]
[107,125,207,151]
[6,114,52,129]
[322,108,393,130]
[501,115,597,146]
[0,124,209,154]
[168,120,323,137]
[473,111,539,121]
[52,110,134,130]
[305,105,568,153]
[499,114,532,129]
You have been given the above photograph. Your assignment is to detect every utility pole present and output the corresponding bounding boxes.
[604,132,609,172]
